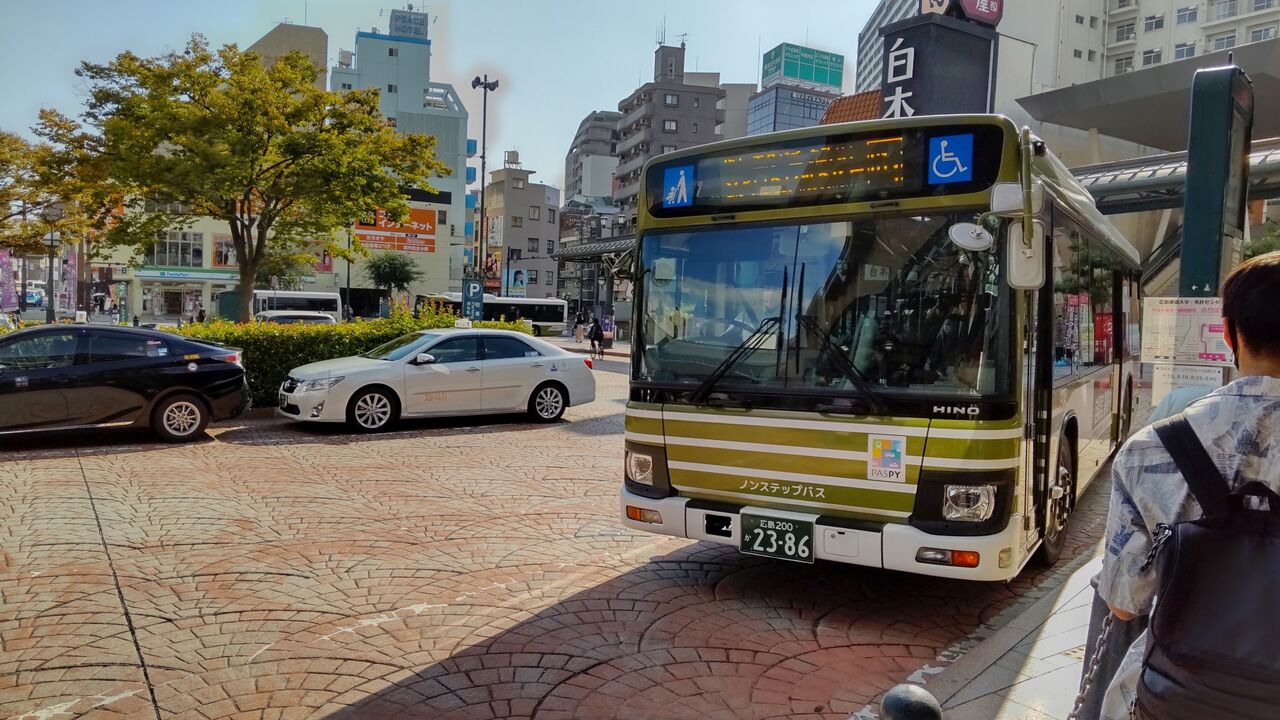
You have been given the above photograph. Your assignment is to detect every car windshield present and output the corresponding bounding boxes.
[362,333,439,361]
[637,212,1011,398]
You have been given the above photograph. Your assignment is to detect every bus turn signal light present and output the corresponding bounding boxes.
[625,506,662,524]
[916,548,980,568]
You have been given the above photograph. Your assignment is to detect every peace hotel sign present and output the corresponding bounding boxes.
[880,7,998,118]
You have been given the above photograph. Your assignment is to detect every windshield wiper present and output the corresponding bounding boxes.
[794,314,887,415]
[689,316,781,404]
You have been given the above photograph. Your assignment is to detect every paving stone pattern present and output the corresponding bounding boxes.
[1,364,1109,719]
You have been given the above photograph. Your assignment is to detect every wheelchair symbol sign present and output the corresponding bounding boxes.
[662,165,695,208]
[928,134,973,184]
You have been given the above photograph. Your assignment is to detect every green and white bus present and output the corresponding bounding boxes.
[620,115,1141,581]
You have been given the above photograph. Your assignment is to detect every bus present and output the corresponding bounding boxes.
[620,115,1142,581]
[216,290,342,321]
[418,293,569,336]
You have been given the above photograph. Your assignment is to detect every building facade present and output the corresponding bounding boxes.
[612,44,727,217]
[247,22,328,89]
[747,85,840,135]
[855,0,915,93]
[483,156,562,299]
[564,111,621,200]
[1100,0,1280,77]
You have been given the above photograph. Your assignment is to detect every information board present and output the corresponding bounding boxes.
[1140,297,1234,366]
[1152,364,1226,407]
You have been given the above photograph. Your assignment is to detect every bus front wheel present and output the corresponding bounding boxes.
[1036,439,1074,566]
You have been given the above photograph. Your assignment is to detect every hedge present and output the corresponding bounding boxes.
[178,307,529,408]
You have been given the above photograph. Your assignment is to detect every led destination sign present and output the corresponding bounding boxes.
[646,124,1005,217]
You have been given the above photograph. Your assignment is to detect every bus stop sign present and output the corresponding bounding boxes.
[1181,65,1253,297]
[462,279,484,321]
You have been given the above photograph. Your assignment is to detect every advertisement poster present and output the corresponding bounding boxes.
[1141,297,1234,366]
[59,244,78,314]
[1093,312,1114,363]
[505,268,527,298]
[213,234,236,267]
[0,250,18,312]
[353,208,437,253]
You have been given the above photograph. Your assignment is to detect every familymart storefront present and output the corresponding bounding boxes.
[115,266,240,323]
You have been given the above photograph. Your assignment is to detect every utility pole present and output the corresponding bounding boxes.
[345,227,352,319]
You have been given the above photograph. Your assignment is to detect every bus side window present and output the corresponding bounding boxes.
[1051,225,1079,380]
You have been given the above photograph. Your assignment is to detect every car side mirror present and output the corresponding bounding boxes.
[413,353,436,365]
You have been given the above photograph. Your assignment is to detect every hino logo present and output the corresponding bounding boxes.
[934,405,980,416]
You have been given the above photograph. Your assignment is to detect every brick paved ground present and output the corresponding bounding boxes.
[1,358,1110,719]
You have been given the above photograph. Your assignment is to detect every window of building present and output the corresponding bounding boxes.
[664,93,679,106]
[386,116,397,127]
[387,84,398,93]
[1212,32,1238,51]
[1115,22,1136,42]
[1074,49,1084,58]
[663,119,678,132]
[340,82,353,90]
[1250,24,1278,42]
[528,206,540,220]
[546,240,554,254]
[1256,0,1277,12]
[528,238,539,253]
[1143,49,1163,65]
[437,210,447,226]
[527,269,538,285]
[1088,49,1098,61]
[661,144,677,154]
[1115,0,1135,8]
[511,216,523,228]
[1175,42,1197,59]
[1076,14,1085,24]
[1114,54,1135,74]
[693,97,700,108]
[545,270,553,286]
[1090,16,1099,28]
[1211,0,1240,21]
[1177,6,1198,23]
[150,231,204,268]
[692,122,699,134]
[513,177,526,189]
[1144,15,1165,32]
[388,48,399,57]
[508,248,522,261]
[666,57,675,79]
[547,209,556,224]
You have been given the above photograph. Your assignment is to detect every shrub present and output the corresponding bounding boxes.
[177,306,528,407]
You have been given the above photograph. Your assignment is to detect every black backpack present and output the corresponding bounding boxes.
[1139,414,1280,719]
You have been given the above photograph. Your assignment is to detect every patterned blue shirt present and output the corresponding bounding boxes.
[1097,374,1280,718]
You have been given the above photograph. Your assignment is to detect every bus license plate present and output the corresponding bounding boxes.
[739,513,814,564]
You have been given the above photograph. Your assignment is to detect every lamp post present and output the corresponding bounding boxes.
[471,74,499,283]
[345,227,352,320]
[42,233,60,324]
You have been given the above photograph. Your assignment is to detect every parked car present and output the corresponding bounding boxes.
[278,328,596,431]
[0,325,250,442]
[254,310,338,325]
[25,291,43,307]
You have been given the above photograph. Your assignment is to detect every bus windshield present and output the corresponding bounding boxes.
[637,212,1011,398]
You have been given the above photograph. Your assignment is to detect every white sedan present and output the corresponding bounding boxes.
[277,328,596,431]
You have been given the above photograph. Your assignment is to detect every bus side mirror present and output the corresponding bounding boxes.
[991,181,1043,215]
[1007,220,1045,290]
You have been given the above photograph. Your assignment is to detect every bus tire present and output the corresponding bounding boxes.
[532,325,542,336]
[1036,439,1074,566]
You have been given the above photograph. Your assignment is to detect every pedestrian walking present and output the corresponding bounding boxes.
[587,316,604,360]
[574,311,585,343]
[1092,251,1280,720]
[196,304,207,323]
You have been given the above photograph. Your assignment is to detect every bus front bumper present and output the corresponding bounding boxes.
[620,487,1026,582]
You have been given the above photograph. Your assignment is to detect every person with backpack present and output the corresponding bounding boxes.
[1095,250,1280,720]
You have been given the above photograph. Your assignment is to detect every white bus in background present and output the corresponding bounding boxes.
[217,290,342,321]
[418,293,569,336]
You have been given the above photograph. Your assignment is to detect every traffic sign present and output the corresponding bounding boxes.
[462,279,484,321]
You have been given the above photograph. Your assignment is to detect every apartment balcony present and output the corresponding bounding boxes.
[1108,0,1138,16]
[1108,29,1138,48]
[617,127,652,156]
[613,153,651,179]
[614,179,642,202]
[1203,0,1279,28]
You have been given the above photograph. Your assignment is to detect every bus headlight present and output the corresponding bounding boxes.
[626,450,655,486]
[943,484,997,522]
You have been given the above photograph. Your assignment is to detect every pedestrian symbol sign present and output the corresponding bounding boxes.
[662,165,694,208]
[928,134,973,184]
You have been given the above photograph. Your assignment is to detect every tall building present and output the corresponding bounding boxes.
[747,42,844,136]
[1099,0,1280,77]
[564,111,621,200]
[484,153,562,299]
[248,22,328,89]
[855,0,915,93]
[717,82,757,139]
[612,44,727,217]
[330,8,474,302]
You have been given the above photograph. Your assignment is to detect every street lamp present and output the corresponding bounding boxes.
[471,74,499,282]
[41,204,63,324]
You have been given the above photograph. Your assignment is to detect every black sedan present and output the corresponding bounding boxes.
[0,325,250,442]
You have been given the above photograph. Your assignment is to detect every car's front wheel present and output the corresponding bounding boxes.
[528,383,567,422]
[347,387,398,432]
[152,394,209,443]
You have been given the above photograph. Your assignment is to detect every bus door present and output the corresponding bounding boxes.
[1021,287,1041,554]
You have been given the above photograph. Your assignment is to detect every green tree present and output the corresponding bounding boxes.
[1244,227,1280,260]
[363,253,423,299]
[253,244,316,290]
[77,36,448,320]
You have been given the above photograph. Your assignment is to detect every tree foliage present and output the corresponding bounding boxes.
[77,36,449,320]
[253,244,316,290]
[362,252,424,295]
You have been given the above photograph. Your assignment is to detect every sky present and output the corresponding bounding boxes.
[0,0,877,190]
